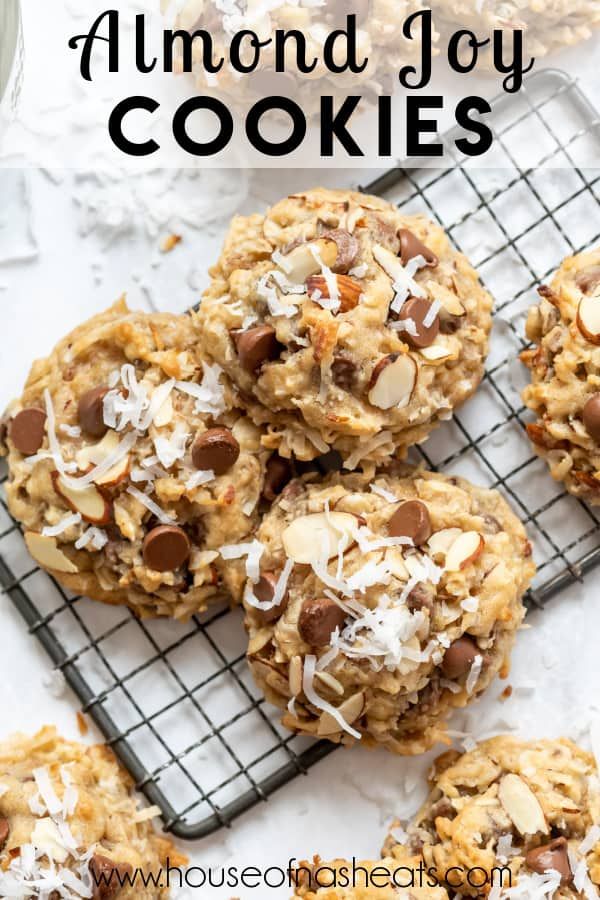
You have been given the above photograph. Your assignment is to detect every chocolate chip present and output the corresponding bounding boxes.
[78,387,109,438]
[331,356,357,391]
[397,297,440,349]
[314,450,344,475]
[320,229,360,274]
[525,837,572,886]
[441,635,479,679]
[439,309,464,335]
[583,393,600,443]
[142,525,190,572]
[191,427,240,475]
[576,265,600,295]
[89,853,134,899]
[0,817,9,851]
[298,597,347,646]
[406,582,435,614]
[234,325,281,373]
[398,228,438,268]
[254,572,289,623]
[263,455,292,502]
[389,500,432,546]
[9,407,47,455]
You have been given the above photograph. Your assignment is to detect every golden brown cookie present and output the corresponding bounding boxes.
[198,188,493,465]
[242,467,534,754]
[522,247,600,505]
[0,726,185,898]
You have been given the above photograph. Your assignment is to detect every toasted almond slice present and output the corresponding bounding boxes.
[315,671,345,696]
[317,691,365,736]
[94,456,130,488]
[368,354,417,410]
[445,531,484,572]
[289,655,303,697]
[577,295,600,344]
[385,547,410,581]
[247,629,272,657]
[419,344,453,363]
[425,281,466,317]
[76,431,131,488]
[52,472,111,525]
[306,274,362,312]
[281,238,338,283]
[404,554,426,580]
[428,528,463,559]
[282,511,357,565]
[498,774,548,836]
[154,394,173,428]
[25,532,79,574]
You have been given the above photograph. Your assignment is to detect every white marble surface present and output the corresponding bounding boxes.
[1,165,600,899]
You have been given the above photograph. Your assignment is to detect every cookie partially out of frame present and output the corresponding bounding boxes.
[1,299,271,618]
[522,248,600,505]
[242,467,534,755]
[0,726,186,898]
[199,188,493,466]
[383,735,600,898]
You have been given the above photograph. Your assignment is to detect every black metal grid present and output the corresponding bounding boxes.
[1,68,600,841]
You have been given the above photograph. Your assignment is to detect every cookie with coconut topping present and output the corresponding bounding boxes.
[522,247,600,505]
[242,467,534,754]
[1,299,272,618]
[382,735,600,898]
[290,856,449,898]
[198,187,493,465]
[0,725,185,898]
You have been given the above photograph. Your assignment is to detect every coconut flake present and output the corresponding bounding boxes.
[580,824,600,856]
[74,527,108,551]
[461,595,480,613]
[62,431,138,491]
[343,431,393,471]
[423,299,441,327]
[185,469,215,490]
[126,485,176,525]
[309,244,341,312]
[466,654,483,695]
[42,513,82,537]
[389,317,419,336]
[59,424,82,438]
[175,362,226,417]
[302,654,361,740]
[220,539,264,583]
[0,785,7,798]
[331,594,427,670]
[256,272,298,317]
[33,767,62,817]
[349,263,368,278]
[133,804,161,823]
[153,425,189,469]
[370,483,399,503]
[245,558,293,611]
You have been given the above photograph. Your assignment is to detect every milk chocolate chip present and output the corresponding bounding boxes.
[298,597,346,646]
[192,427,240,475]
[254,571,289,623]
[331,356,357,391]
[9,408,47,455]
[525,837,571,885]
[398,228,438,268]
[389,500,432,546]
[397,297,440,349]
[142,525,190,572]
[583,393,600,443]
[89,853,134,899]
[441,635,479,679]
[320,229,360,274]
[263,455,292,502]
[235,325,281,372]
[78,387,109,438]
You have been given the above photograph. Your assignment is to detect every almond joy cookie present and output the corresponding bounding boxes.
[0,726,185,898]
[242,468,534,754]
[522,247,600,504]
[383,735,600,898]
[291,856,449,899]
[1,299,271,619]
[199,188,493,465]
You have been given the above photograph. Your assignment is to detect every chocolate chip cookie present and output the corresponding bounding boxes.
[241,467,534,754]
[198,188,493,465]
[383,735,600,898]
[0,725,185,898]
[291,856,449,898]
[522,247,600,504]
[1,299,271,618]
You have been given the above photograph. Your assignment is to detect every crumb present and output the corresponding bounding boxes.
[500,685,513,701]
[160,234,182,253]
[76,711,89,736]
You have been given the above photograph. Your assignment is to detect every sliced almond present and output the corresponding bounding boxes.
[372,243,406,284]
[385,547,410,581]
[306,274,362,312]
[289,655,303,697]
[282,511,357,565]
[425,281,466,317]
[428,528,463,559]
[30,817,69,864]
[52,473,111,525]
[577,295,600,344]
[317,691,365,736]
[498,774,548,836]
[247,629,272,656]
[315,671,345,696]
[368,354,417,410]
[76,431,131,488]
[445,531,484,572]
[25,532,79,574]
[404,554,426,580]
[419,344,454,363]
[94,456,130,488]
[280,238,338,283]
[154,394,173,428]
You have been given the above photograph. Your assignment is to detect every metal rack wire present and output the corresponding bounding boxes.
[1,68,599,840]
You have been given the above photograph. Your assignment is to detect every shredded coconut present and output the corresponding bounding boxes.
[42,513,82,537]
[74,527,109,551]
[302,654,361,740]
[466,654,483,695]
[126,485,176,525]
[153,425,189,469]
[423,298,441,327]
[185,469,215,490]
[175,362,226,417]
[256,272,298,317]
[370,483,399,503]
[245,558,294,611]
[33,767,62,817]
[59,424,82,438]
[220,539,264,583]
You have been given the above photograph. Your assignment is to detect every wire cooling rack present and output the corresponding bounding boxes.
[1,68,600,841]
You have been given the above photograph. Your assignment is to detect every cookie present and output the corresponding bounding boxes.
[1,299,271,618]
[291,856,449,899]
[522,248,600,504]
[383,735,600,898]
[0,725,185,898]
[242,467,534,754]
[198,187,493,465]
